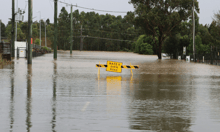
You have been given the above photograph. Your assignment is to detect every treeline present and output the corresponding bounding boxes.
[1,1,220,59]
[163,13,220,58]
[2,7,144,52]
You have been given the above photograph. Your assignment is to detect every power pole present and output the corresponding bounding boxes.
[45,22,47,47]
[70,5,73,54]
[193,0,196,62]
[27,0,32,64]
[54,0,57,59]
[15,0,18,41]
[11,0,15,57]
[40,16,41,47]
[0,20,1,42]
[80,25,82,51]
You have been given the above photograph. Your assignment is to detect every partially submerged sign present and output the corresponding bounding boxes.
[106,61,123,73]
[96,61,139,73]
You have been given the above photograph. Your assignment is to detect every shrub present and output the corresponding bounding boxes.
[135,35,154,55]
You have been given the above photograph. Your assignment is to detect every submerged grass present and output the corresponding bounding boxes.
[0,53,11,66]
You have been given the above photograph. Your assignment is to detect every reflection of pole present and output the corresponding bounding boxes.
[54,0,57,59]
[70,5,73,54]
[193,0,196,62]
[27,0,32,64]
[52,61,57,131]
[10,62,15,130]
[26,64,32,132]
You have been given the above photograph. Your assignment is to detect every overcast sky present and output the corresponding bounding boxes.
[0,0,220,26]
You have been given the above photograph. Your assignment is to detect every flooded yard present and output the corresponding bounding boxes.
[0,51,220,132]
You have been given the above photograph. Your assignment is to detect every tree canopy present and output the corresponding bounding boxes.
[129,0,199,59]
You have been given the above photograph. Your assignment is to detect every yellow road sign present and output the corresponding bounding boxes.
[106,61,123,73]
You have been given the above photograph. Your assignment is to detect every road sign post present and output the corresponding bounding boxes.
[96,61,139,74]
[106,61,123,73]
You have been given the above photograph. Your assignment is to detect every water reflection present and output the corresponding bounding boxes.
[9,62,14,132]
[26,64,32,132]
[128,74,194,131]
[51,61,57,132]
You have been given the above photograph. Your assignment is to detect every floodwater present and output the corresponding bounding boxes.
[1,51,220,132]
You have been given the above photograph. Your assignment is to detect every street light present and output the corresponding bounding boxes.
[37,11,41,47]
[43,18,47,47]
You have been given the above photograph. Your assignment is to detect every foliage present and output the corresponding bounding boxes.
[35,38,41,45]
[41,46,51,52]
[135,35,153,55]
[129,0,200,59]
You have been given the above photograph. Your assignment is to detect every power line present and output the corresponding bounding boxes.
[53,0,129,13]
[74,36,135,42]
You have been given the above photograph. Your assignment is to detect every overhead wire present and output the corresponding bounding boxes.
[74,36,135,42]
[53,0,129,13]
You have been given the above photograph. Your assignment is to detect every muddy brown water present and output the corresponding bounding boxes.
[1,51,220,132]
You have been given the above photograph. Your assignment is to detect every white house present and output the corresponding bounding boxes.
[14,41,27,58]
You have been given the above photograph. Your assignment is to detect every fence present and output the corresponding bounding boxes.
[0,42,11,61]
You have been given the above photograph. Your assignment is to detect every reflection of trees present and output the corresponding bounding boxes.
[9,62,14,131]
[128,74,194,131]
[51,61,57,132]
[209,88,220,120]
[26,64,32,132]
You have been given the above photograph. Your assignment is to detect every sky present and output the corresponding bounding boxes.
[0,0,220,26]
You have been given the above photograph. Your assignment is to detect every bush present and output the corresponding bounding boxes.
[42,46,49,51]
[35,38,41,45]
[135,35,154,55]
[140,43,153,54]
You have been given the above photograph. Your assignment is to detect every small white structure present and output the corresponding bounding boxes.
[15,41,27,58]
[186,56,190,62]
[178,56,181,60]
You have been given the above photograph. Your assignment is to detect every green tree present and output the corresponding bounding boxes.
[35,38,41,45]
[129,0,199,59]
[1,22,6,38]
[135,35,153,54]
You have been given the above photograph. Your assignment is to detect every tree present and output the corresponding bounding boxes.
[35,38,41,45]
[135,35,153,54]
[1,22,6,38]
[129,0,199,59]
[213,10,220,26]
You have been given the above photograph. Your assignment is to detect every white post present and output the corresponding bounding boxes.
[203,56,204,63]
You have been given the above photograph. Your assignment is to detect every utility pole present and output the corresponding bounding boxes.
[11,0,15,57]
[80,25,82,51]
[70,5,73,54]
[37,11,41,47]
[193,0,196,62]
[0,20,1,42]
[27,0,32,64]
[15,0,18,41]
[45,22,47,47]
[54,0,57,59]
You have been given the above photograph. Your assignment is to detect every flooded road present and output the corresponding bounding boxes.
[1,51,220,132]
